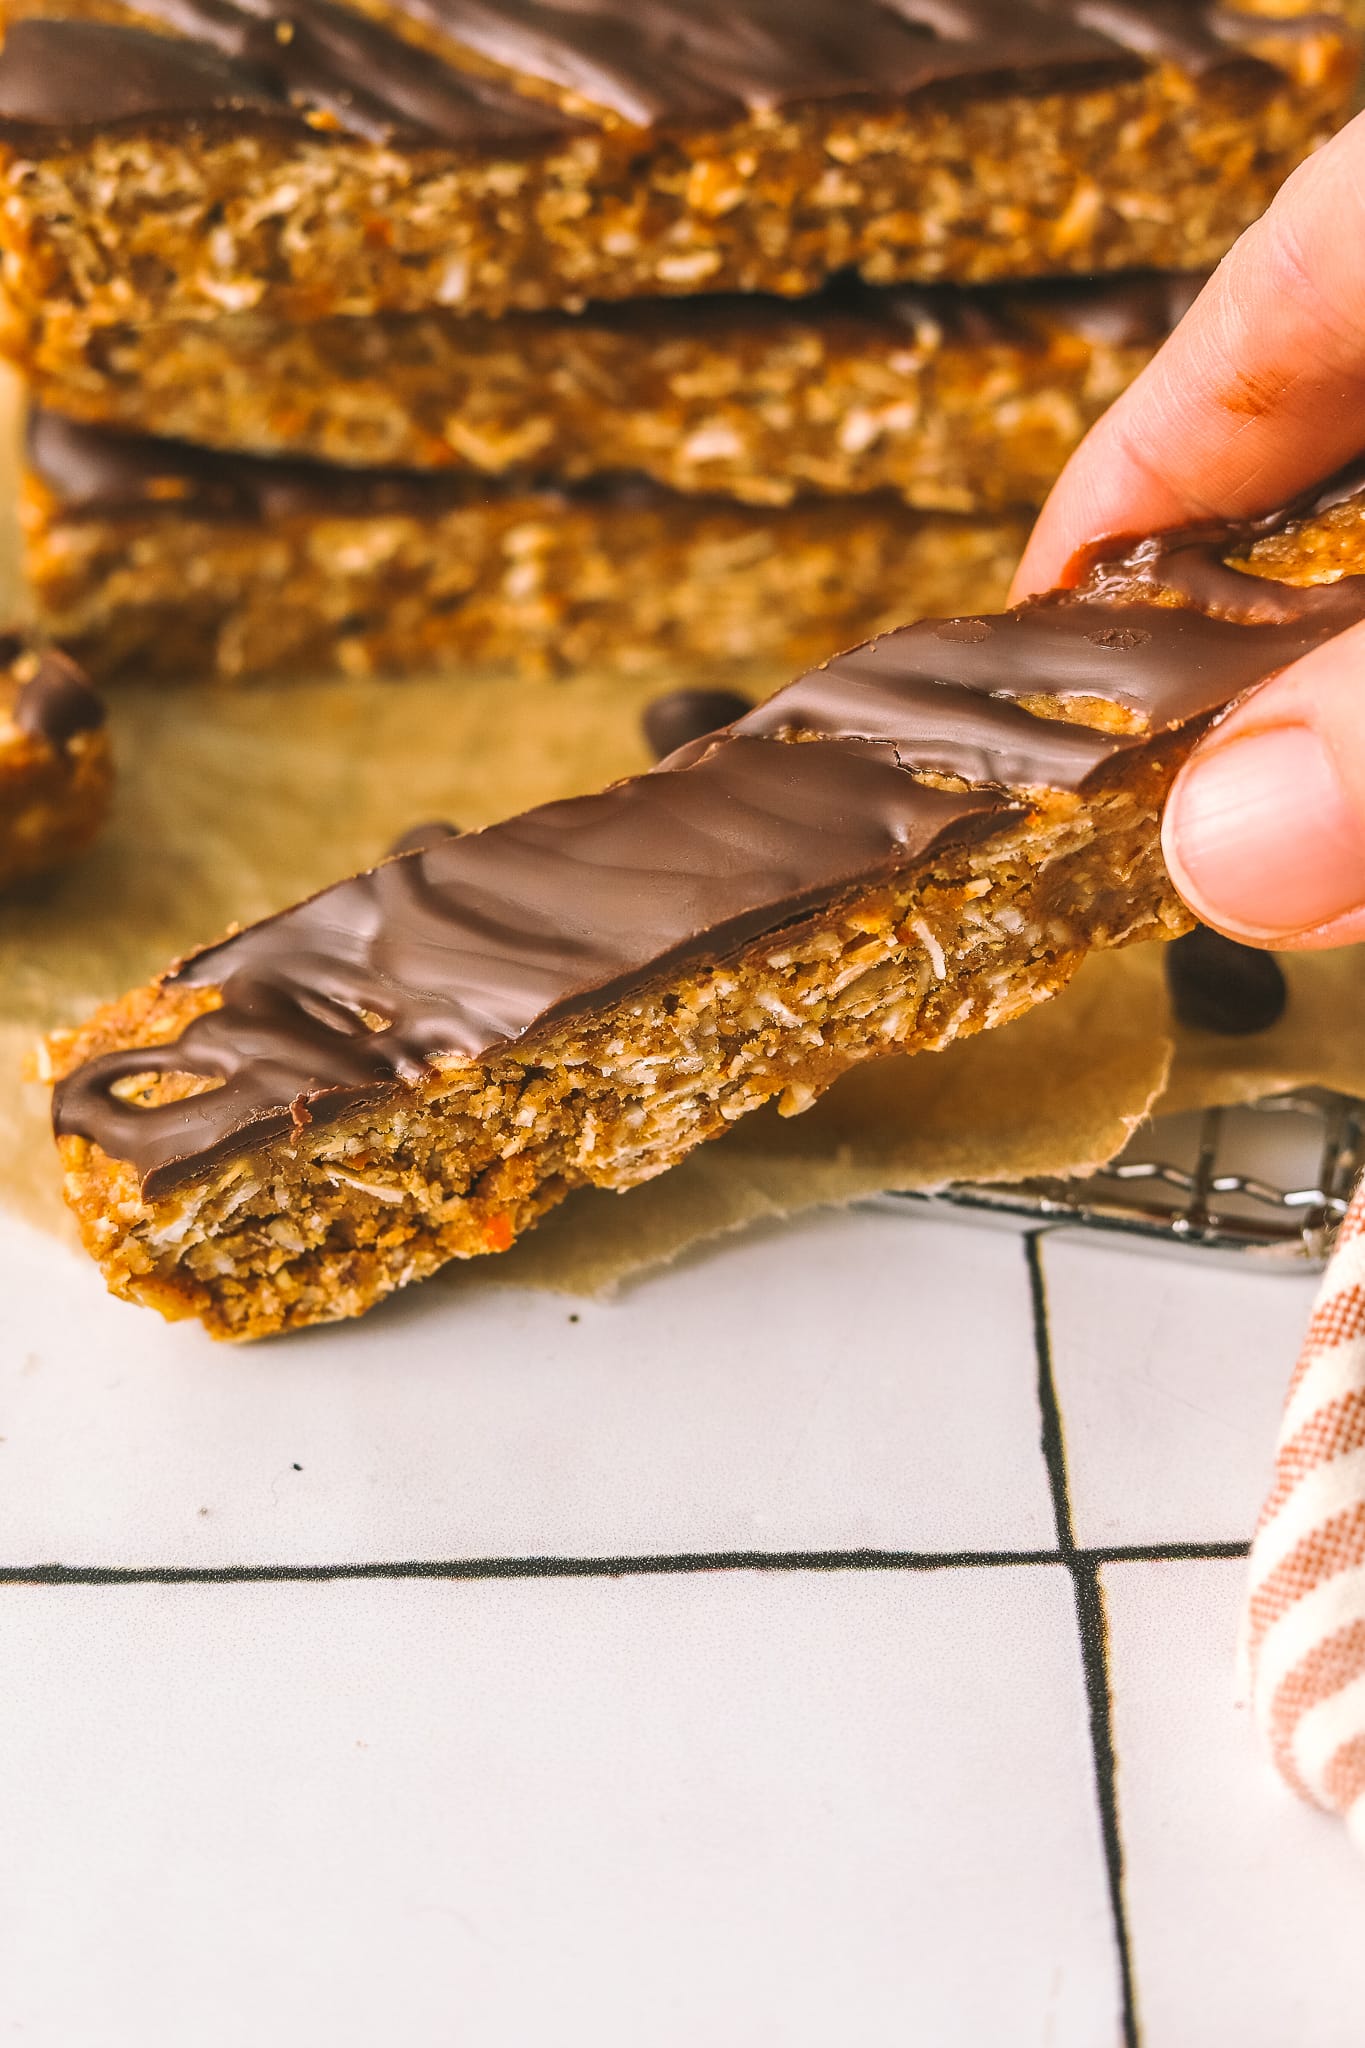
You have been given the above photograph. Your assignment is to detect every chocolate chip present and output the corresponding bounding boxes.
[14,647,105,750]
[385,819,461,858]
[1165,925,1287,1035]
[641,688,753,762]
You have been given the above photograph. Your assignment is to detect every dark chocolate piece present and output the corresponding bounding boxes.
[0,1,1289,148]
[1164,925,1288,1035]
[385,820,462,856]
[642,689,755,762]
[14,648,106,751]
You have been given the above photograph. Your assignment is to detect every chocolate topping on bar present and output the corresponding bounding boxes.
[0,12,576,145]
[25,409,513,521]
[591,267,1210,348]
[51,469,1365,1194]
[54,744,1015,1193]
[0,0,1290,146]
[25,409,686,519]
[385,819,462,856]
[12,647,106,752]
[0,19,281,130]
[927,269,1205,349]
[1073,457,1365,609]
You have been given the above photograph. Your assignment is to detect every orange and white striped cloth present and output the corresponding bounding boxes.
[1244,1175,1365,1827]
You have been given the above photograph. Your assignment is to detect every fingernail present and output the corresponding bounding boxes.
[1165,723,1365,940]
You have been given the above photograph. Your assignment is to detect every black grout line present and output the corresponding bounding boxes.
[1098,1540,1249,1564]
[0,1547,1063,1587]
[0,1539,1251,1588]
[1026,1232,1141,2048]
[1029,1229,1075,1556]
[0,1540,1251,1589]
[1072,1559,1140,2048]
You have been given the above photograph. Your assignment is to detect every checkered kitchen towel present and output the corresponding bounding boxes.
[1244,1176,1365,1830]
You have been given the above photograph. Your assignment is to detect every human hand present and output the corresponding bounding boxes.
[1011,109,1365,951]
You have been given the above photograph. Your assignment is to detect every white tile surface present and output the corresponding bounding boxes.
[1041,1236,1316,1547]
[1103,1558,1365,2047]
[9,1188,1360,2042]
[0,1207,1053,1568]
[0,1568,1117,2048]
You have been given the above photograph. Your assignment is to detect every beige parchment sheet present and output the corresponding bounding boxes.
[1,371,1361,1300]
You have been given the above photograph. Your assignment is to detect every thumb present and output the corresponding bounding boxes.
[1162,619,1365,950]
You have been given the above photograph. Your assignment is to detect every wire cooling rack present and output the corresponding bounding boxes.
[897,1089,1365,1270]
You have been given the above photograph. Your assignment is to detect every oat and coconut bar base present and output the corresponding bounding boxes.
[22,411,1028,683]
[0,0,1352,354]
[18,274,1201,514]
[0,633,108,886]
[46,465,1365,1339]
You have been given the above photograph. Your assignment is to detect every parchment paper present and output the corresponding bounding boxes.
[1,363,1361,1298]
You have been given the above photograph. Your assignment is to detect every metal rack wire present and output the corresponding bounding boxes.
[898,1089,1365,1269]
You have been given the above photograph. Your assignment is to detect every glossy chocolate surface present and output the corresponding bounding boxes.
[54,742,1014,1193]
[385,820,462,856]
[737,594,1365,775]
[0,0,1290,147]
[52,470,1365,1194]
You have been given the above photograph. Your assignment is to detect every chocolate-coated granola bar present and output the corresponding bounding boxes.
[0,1,1352,352]
[45,463,1365,1337]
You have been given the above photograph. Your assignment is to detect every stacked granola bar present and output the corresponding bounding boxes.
[0,0,1358,684]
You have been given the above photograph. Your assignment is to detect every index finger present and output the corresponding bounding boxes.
[1010,107,1365,600]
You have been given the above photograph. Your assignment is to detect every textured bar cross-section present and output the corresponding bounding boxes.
[21,410,1030,683]
[16,274,1202,511]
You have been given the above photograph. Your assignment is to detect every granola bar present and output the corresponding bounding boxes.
[15,274,1201,512]
[0,1,1352,355]
[45,463,1365,1338]
[22,410,1028,681]
[0,632,109,886]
